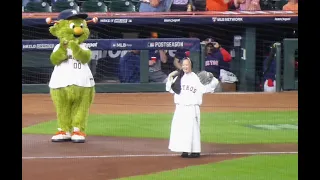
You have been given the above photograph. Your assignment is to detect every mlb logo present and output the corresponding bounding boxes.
[212,17,217,22]
[148,42,155,47]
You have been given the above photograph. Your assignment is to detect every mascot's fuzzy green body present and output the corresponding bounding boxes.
[48,9,96,143]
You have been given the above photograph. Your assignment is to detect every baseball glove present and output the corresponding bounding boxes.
[197,71,214,85]
[168,70,179,79]
[171,70,184,94]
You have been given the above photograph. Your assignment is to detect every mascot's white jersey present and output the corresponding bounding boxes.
[49,44,95,89]
[166,72,208,105]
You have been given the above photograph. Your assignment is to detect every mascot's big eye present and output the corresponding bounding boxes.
[80,23,84,28]
[69,23,75,29]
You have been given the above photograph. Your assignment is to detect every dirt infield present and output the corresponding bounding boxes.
[22,92,298,180]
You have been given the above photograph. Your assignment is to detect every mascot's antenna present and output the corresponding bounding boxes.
[87,17,98,24]
[45,17,99,25]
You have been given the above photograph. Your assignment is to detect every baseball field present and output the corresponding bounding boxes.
[22,91,298,180]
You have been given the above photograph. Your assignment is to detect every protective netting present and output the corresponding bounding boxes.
[22,0,298,92]
[22,21,297,90]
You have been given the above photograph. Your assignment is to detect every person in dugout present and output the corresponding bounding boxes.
[261,43,278,92]
[204,38,238,92]
[118,50,141,83]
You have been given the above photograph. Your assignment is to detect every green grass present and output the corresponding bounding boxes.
[117,154,298,180]
[22,111,298,144]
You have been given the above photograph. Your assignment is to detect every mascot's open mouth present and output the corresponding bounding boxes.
[74,34,82,38]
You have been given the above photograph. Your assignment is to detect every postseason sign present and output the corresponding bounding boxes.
[22,38,200,51]
[148,41,184,48]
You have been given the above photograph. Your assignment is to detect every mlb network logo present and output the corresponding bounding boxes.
[212,17,243,22]
[148,42,155,47]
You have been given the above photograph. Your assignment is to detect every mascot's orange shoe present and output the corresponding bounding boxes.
[71,127,86,143]
[51,128,71,142]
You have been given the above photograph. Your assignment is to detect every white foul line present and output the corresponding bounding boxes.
[22,151,298,160]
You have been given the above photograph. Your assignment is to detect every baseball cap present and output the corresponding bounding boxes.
[57,9,88,21]
[205,38,215,45]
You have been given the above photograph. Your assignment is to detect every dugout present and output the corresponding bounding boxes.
[22,18,298,93]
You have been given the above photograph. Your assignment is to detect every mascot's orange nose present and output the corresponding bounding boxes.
[74,27,83,36]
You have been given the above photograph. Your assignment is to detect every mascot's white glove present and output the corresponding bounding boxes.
[197,71,220,93]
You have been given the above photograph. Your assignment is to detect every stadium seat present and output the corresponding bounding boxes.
[52,0,79,12]
[274,0,288,10]
[193,0,206,11]
[260,0,273,10]
[109,0,136,12]
[42,0,52,5]
[103,0,138,10]
[24,1,52,12]
[103,0,111,7]
[130,0,139,6]
[103,0,131,5]
[260,0,288,10]
[131,0,140,11]
[135,3,140,12]
[80,1,108,12]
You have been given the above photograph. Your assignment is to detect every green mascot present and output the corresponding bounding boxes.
[46,9,98,143]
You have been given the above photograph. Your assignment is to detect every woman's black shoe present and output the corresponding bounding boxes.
[188,153,200,158]
[181,152,189,158]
